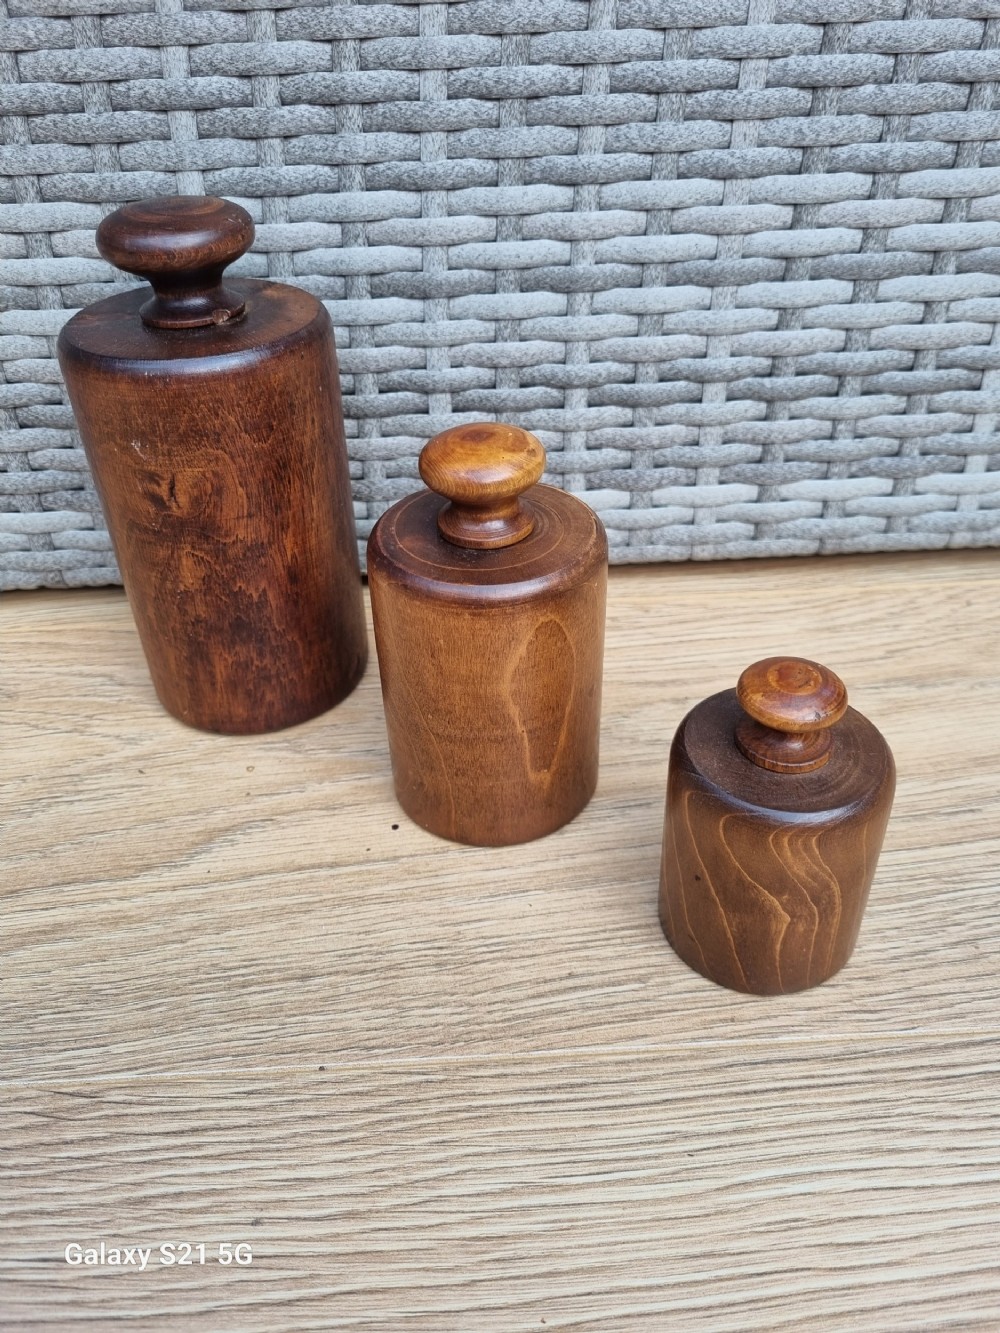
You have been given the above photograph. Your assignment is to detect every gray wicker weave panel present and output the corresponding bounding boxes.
[2,0,1000,590]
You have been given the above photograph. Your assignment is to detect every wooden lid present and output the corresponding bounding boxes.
[96,196,254,330]
[735,657,847,774]
[419,422,546,550]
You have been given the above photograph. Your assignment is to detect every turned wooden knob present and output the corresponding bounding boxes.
[96,196,254,330]
[735,657,847,774]
[419,422,546,550]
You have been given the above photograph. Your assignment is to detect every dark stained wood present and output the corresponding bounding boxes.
[58,196,367,735]
[367,423,607,846]
[96,196,255,330]
[659,668,895,995]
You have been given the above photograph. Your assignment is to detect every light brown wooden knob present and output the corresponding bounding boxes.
[96,196,254,330]
[735,657,847,774]
[419,422,546,550]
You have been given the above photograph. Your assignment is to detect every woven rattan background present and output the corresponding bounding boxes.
[3,0,1000,589]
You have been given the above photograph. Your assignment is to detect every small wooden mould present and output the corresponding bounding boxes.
[58,196,367,734]
[367,422,608,846]
[659,657,895,995]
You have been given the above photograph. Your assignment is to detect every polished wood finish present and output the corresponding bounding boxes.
[418,421,546,549]
[660,664,895,995]
[96,196,254,329]
[735,655,848,773]
[737,656,847,734]
[58,197,367,735]
[368,423,607,845]
[3,551,999,1328]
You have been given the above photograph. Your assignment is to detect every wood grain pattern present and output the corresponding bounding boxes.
[95,196,254,330]
[417,421,546,549]
[734,656,848,773]
[58,197,367,735]
[2,552,1000,1330]
[367,425,607,846]
[660,675,895,994]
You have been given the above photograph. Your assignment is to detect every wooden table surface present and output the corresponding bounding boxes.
[2,551,999,1331]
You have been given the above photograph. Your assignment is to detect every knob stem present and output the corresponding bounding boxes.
[138,267,246,330]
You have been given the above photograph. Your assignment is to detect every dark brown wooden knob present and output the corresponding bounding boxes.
[735,657,847,774]
[419,422,546,550]
[96,196,254,330]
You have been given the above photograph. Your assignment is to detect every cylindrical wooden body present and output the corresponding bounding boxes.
[660,689,895,994]
[58,279,367,734]
[368,484,607,845]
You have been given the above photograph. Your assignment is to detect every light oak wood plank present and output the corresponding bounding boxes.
[2,551,999,1329]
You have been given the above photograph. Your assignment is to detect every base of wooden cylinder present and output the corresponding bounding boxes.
[395,752,599,847]
[156,641,368,736]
